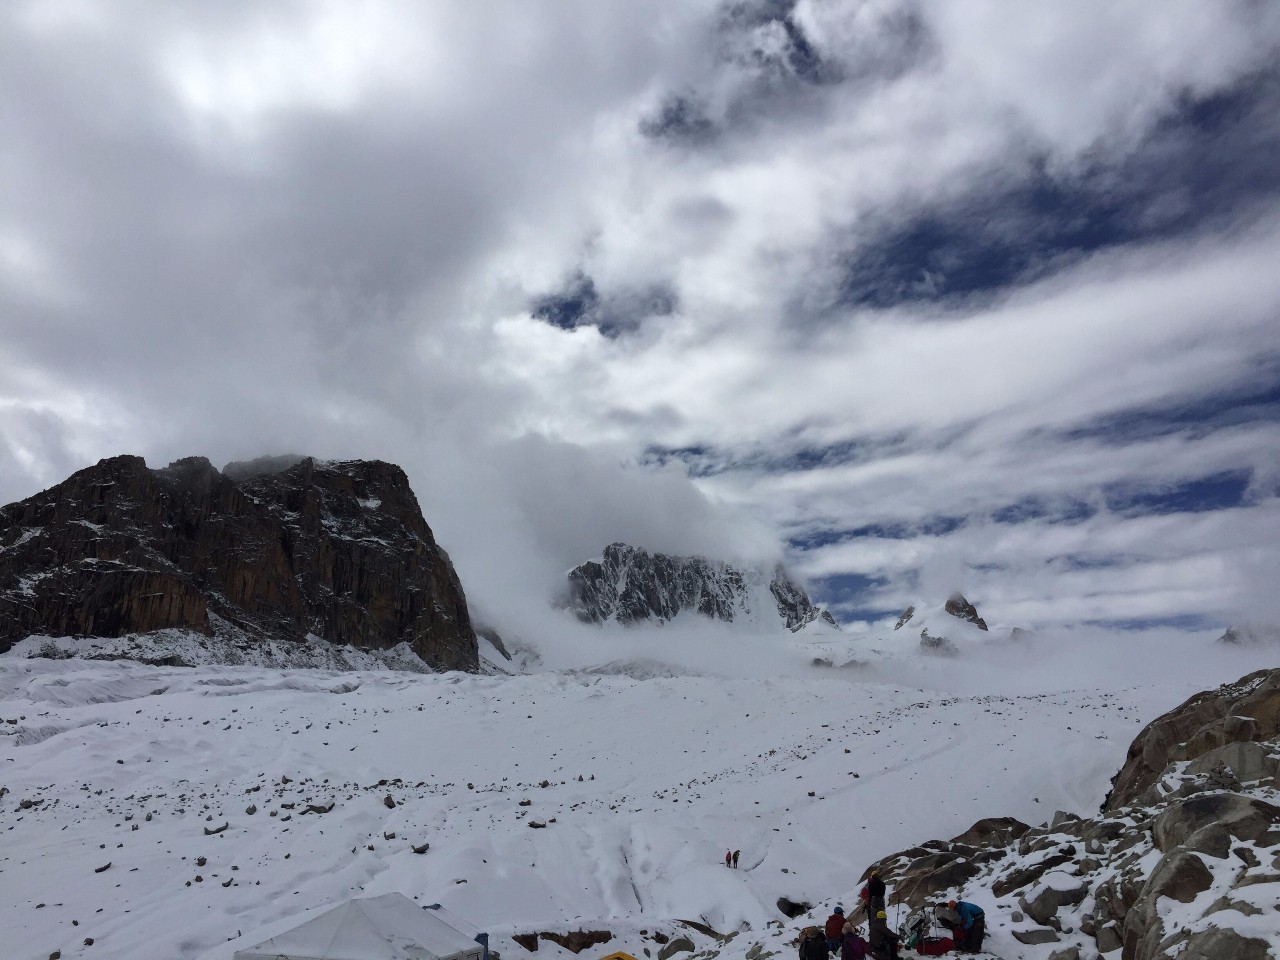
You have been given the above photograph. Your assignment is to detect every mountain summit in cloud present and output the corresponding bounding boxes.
[565,541,837,632]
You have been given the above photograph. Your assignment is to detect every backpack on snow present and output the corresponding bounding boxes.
[915,937,954,956]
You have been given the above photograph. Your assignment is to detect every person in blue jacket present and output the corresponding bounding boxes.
[946,900,985,953]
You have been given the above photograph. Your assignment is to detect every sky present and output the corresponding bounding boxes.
[2,0,1280,637]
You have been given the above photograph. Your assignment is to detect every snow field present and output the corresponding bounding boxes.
[2,649,1245,960]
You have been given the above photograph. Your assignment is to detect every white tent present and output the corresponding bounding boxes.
[233,893,487,960]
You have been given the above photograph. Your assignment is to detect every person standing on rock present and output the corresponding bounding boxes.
[824,905,846,955]
[864,870,885,913]
[732,849,740,868]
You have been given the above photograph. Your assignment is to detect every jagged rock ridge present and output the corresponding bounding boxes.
[892,593,988,654]
[566,542,837,632]
[861,666,1280,960]
[0,454,478,671]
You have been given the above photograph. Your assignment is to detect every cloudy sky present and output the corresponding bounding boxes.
[3,0,1279,636]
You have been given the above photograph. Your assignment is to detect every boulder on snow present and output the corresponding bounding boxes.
[1018,871,1088,925]
[657,937,695,960]
[1104,667,1280,811]
[1183,740,1280,786]
[1178,927,1273,960]
[1152,793,1280,858]
[1143,849,1214,904]
[1012,927,1060,945]
[950,816,1030,848]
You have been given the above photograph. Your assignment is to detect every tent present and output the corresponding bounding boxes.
[233,893,488,960]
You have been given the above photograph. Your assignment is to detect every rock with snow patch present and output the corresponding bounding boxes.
[565,543,836,631]
[1104,667,1280,810]
[1018,871,1088,925]
[943,593,987,631]
[1152,793,1280,857]
[0,454,477,671]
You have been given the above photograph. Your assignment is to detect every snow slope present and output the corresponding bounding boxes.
[1,632,1276,960]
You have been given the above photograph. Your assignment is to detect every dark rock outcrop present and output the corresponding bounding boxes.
[0,455,477,671]
[862,666,1280,960]
[943,593,988,631]
[1104,667,1280,811]
[566,543,836,632]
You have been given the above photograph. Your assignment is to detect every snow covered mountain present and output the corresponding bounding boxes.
[891,593,995,655]
[565,542,838,632]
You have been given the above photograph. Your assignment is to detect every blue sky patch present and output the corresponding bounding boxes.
[837,65,1280,308]
[1103,470,1252,515]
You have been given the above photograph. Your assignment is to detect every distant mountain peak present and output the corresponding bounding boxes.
[944,592,988,630]
[565,541,837,632]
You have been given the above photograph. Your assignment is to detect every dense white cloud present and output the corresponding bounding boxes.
[2,0,1278,640]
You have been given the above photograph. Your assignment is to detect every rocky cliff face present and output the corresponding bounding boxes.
[566,542,837,632]
[0,455,478,671]
[860,667,1280,960]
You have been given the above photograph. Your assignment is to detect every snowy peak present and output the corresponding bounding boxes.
[565,542,836,632]
[888,594,993,655]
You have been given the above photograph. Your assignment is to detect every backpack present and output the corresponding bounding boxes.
[915,937,954,956]
[799,929,828,960]
[900,911,931,949]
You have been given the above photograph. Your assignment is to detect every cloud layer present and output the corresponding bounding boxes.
[3,0,1279,637]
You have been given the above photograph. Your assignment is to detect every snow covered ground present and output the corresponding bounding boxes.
[1,622,1276,960]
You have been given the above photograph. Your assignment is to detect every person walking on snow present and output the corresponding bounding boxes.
[726,850,732,867]
[824,906,846,955]
[732,849,740,868]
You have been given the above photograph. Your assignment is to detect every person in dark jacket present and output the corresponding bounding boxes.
[824,906,846,954]
[799,927,828,960]
[840,922,868,960]
[867,910,900,960]
[865,871,886,913]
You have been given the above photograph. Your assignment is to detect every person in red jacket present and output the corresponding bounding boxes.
[824,906,846,955]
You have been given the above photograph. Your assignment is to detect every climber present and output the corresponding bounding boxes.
[867,909,901,960]
[824,905,846,955]
[726,850,732,867]
[864,870,885,913]
[840,921,868,960]
[799,926,828,960]
[939,900,984,953]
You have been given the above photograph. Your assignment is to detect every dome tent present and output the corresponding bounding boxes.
[233,893,488,960]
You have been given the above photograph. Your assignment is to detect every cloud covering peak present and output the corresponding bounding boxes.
[2,0,1278,637]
